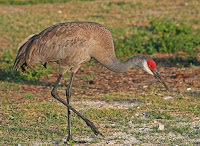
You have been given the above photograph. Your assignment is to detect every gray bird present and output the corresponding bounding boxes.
[13,22,169,141]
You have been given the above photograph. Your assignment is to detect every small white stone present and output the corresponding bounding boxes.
[58,10,62,13]
[137,106,140,109]
[135,114,139,116]
[162,96,173,100]
[187,88,191,91]
[158,124,165,130]
[110,124,115,126]
[143,85,148,88]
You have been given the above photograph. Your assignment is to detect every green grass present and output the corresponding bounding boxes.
[1,17,199,82]
[1,91,200,144]
[0,0,200,81]
[115,18,200,61]
[0,0,200,145]
[0,0,93,5]
[25,93,34,99]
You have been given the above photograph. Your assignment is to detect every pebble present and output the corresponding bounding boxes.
[187,88,191,91]
[158,124,165,130]
[143,85,148,88]
[110,124,115,126]
[58,10,62,13]
[162,96,173,100]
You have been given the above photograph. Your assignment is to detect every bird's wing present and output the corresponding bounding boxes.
[30,23,88,61]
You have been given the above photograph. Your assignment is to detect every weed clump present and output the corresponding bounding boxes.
[116,18,200,62]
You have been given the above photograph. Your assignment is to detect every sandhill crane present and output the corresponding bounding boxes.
[13,22,169,141]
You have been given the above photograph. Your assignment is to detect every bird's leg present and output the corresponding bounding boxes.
[51,74,103,138]
[66,72,74,141]
[51,74,62,97]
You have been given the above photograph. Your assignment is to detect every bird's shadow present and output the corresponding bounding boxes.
[0,56,199,87]
[0,68,55,87]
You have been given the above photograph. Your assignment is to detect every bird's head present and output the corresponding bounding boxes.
[137,57,169,91]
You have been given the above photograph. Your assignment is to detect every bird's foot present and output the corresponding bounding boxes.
[66,134,72,142]
[85,119,104,137]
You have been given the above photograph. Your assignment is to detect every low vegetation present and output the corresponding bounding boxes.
[0,0,200,145]
[116,18,200,62]
[0,0,76,5]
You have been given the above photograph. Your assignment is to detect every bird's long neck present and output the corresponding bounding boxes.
[98,56,143,73]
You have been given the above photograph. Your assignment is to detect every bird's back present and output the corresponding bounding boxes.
[13,22,117,73]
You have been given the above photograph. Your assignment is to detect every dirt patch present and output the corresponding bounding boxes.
[2,57,200,104]
[71,100,143,110]
[47,61,200,96]
[0,5,27,14]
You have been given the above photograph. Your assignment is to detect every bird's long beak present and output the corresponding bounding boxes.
[152,69,169,91]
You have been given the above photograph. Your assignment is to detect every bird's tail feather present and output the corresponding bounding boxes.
[12,34,36,73]
[12,53,26,72]
[17,34,35,51]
